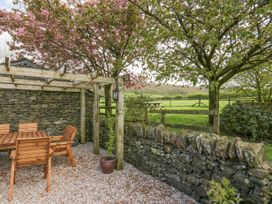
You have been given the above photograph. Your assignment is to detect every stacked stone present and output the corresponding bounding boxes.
[122,123,272,204]
[0,90,93,142]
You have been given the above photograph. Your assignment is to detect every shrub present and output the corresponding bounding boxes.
[125,94,150,122]
[207,178,242,204]
[220,103,272,141]
[105,114,116,158]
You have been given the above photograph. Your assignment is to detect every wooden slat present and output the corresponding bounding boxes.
[16,137,50,167]
[0,65,115,84]
[18,123,38,133]
[0,131,48,150]
[0,124,10,134]
[0,76,91,89]
[149,109,212,115]
[0,83,82,92]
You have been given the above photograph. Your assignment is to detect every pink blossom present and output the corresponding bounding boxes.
[41,9,49,17]
[16,27,26,36]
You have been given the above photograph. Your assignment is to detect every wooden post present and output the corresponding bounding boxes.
[5,57,10,71]
[161,112,165,124]
[80,88,86,144]
[92,83,100,154]
[115,77,124,170]
[144,106,149,124]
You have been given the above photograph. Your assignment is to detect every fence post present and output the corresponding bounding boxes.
[144,106,149,124]
[160,112,165,124]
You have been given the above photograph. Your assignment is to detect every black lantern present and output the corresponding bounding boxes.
[112,87,119,102]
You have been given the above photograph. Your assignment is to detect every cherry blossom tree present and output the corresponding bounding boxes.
[1,0,150,110]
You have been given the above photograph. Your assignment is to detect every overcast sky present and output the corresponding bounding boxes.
[0,0,13,9]
[0,0,14,61]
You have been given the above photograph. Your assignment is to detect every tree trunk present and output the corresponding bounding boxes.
[208,80,220,127]
[104,84,112,116]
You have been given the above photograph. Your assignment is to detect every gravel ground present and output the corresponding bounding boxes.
[0,143,197,204]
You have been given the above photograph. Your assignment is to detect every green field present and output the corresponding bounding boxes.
[147,99,232,126]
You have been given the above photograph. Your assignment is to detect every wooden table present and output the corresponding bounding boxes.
[0,131,48,150]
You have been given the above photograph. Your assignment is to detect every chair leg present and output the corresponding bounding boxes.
[67,145,76,167]
[8,160,16,201]
[43,164,47,179]
[47,158,51,192]
[14,167,16,185]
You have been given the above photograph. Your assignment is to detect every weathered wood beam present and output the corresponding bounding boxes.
[46,79,55,84]
[0,76,91,89]
[80,88,86,144]
[92,83,100,154]
[0,83,81,92]
[0,64,91,81]
[115,77,124,171]
[0,65,114,83]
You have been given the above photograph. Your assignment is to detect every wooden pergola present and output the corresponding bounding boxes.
[0,58,125,170]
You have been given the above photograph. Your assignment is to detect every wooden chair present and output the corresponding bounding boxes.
[0,124,10,134]
[50,125,77,167]
[18,123,38,133]
[8,137,53,201]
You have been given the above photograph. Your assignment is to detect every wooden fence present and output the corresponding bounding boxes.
[147,109,219,134]
[100,106,220,134]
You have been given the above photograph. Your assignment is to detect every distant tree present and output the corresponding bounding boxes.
[233,64,272,103]
[129,0,272,124]
[1,0,150,113]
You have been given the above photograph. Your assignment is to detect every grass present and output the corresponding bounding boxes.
[147,99,233,127]
[265,145,272,162]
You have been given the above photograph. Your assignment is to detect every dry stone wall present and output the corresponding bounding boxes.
[0,90,93,141]
[102,123,272,203]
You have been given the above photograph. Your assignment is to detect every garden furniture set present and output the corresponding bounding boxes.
[0,123,77,201]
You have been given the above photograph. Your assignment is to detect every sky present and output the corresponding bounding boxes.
[0,0,13,10]
[0,0,14,61]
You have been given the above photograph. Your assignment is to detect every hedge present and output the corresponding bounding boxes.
[220,103,272,141]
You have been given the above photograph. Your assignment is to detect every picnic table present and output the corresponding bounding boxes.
[0,131,48,150]
[145,102,161,108]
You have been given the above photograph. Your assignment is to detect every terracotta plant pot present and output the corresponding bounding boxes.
[100,156,116,174]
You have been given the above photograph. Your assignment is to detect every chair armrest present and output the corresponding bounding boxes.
[49,147,54,156]
[10,150,16,160]
[50,136,65,142]
[50,141,73,146]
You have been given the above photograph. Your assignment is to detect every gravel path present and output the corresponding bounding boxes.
[0,143,197,204]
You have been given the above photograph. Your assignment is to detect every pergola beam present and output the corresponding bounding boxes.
[0,76,91,89]
[0,65,115,84]
[0,83,81,92]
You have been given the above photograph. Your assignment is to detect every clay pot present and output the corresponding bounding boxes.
[100,156,116,174]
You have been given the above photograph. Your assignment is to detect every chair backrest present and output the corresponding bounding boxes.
[19,123,38,133]
[15,137,50,167]
[0,124,10,134]
[63,125,77,142]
